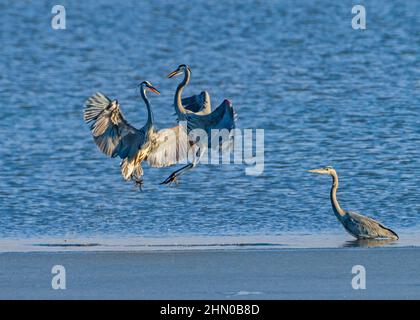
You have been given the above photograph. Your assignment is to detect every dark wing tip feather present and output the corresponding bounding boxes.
[386,227,399,240]
[377,220,399,240]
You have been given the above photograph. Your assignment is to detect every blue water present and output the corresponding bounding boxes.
[0,0,419,240]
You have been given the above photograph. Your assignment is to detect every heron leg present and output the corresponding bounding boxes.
[132,172,144,191]
[167,175,178,186]
[134,178,144,191]
[160,145,205,186]
[160,163,194,185]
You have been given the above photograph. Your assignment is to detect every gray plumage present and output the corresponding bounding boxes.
[182,91,211,113]
[308,166,399,240]
[84,92,144,161]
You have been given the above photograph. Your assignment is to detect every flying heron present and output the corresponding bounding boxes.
[168,64,212,118]
[83,81,188,189]
[308,166,399,240]
[161,64,237,185]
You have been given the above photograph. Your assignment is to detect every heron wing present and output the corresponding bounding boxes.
[346,211,398,239]
[186,101,236,132]
[84,92,145,159]
[181,91,211,114]
[146,125,189,167]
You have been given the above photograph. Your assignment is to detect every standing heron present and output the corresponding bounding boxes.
[161,65,237,185]
[83,81,188,189]
[308,166,399,240]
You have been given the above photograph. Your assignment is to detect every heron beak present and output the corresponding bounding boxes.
[168,69,181,78]
[307,168,325,174]
[147,85,160,95]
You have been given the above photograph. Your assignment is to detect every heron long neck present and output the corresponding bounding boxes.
[174,70,190,115]
[141,88,154,129]
[330,172,345,219]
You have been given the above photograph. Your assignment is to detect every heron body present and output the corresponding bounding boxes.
[84,81,188,188]
[160,65,237,185]
[169,65,236,132]
[308,166,398,240]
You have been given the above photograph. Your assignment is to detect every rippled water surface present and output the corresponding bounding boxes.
[0,0,419,239]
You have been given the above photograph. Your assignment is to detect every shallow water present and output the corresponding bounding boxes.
[2,233,420,253]
[0,0,419,240]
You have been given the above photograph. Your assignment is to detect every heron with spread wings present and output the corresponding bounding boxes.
[161,64,237,185]
[308,166,399,240]
[83,81,187,189]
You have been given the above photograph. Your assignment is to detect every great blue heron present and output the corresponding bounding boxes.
[308,166,399,240]
[84,81,188,189]
[160,65,237,185]
[168,64,212,118]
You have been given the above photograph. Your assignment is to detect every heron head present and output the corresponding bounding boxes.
[307,166,335,175]
[168,64,191,78]
[139,81,160,95]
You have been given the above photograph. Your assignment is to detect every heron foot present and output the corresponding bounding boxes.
[134,177,144,191]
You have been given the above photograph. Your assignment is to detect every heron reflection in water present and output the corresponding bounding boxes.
[343,238,397,248]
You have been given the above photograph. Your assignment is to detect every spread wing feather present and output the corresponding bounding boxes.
[84,92,145,159]
[186,101,236,132]
[181,91,211,114]
[146,125,189,167]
